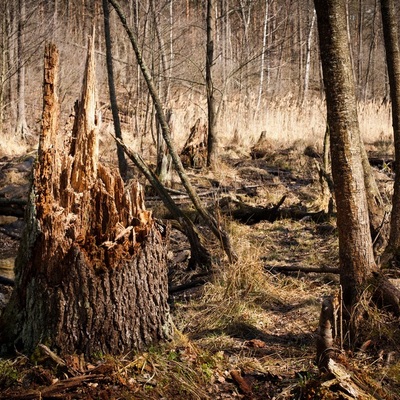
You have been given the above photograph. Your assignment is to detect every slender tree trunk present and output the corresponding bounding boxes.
[360,139,387,253]
[0,41,171,357]
[15,0,30,139]
[206,0,218,168]
[302,9,316,104]
[102,0,128,180]
[151,0,173,185]
[356,0,364,99]
[0,2,7,134]
[345,0,357,88]
[380,0,400,267]
[254,0,269,118]
[314,0,377,337]
[363,0,378,102]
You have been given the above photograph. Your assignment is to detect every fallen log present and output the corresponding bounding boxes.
[0,198,26,218]
[169,277,208,295]
[218,196,332,224]
[368,157,395,170]
[218,195,286,224]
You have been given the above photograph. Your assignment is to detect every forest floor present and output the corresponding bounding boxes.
[0,140,400,399]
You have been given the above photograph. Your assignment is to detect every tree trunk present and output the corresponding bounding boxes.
[102,0,128,181]
[314,0,377,335]
[301,9,316,105]
[15,0,30,139]
[360,139,387,253]
[0,41,171,358]
[380,0,400,267]
[254,0,269,117]
[206,0,218,169]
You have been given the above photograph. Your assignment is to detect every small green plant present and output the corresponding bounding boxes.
[0,359,19,388]
[387,362,400,382]
[91,351,105,361]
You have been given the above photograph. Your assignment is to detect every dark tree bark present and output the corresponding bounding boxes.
[180,118,208,169]
[0,41,171,358]
[102,0,128,181]
[314,1,400,352]
[206,0,218,168]
[314,0,378,329]
[380,0,400,267]
[360,141,387,253]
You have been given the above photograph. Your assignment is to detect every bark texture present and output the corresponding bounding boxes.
[0,42,171,357]
[206,0,218,168]
[314,0,377,314]
[102,0,128,180]
[380,0,400,266]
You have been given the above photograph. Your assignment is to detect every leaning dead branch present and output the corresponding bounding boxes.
[109,0,237,263]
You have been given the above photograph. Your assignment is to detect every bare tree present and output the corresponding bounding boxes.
[14,0,30,139]
[206,0,218,168]
[380,0,400,267]
[102,0,128,180]
[314,0,378,338]
[254,0,269,117]
[302,8,316,104]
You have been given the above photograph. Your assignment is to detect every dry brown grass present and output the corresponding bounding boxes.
[166,96,392,156]
[1,95,398,398]
[2,95,391,163]
[0,133,33,157]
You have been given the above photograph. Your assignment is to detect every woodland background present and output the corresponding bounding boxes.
[0,0,395,154]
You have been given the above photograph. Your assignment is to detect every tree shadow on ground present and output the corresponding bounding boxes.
[190,320,315,358]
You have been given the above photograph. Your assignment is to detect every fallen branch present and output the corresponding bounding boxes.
[265,265,340,274]
[0,374,105,400]
[114,137,212,270]
[219,195,286,224]
[230,369,252,395]
[219,196,332,224]
[0,227,22,240]
[169,277,208,295]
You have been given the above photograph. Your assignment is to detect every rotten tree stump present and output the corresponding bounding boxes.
[180,118,207,169]
[0,41,171,357]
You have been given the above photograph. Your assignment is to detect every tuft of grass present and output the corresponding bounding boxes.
[115,334,217,400]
